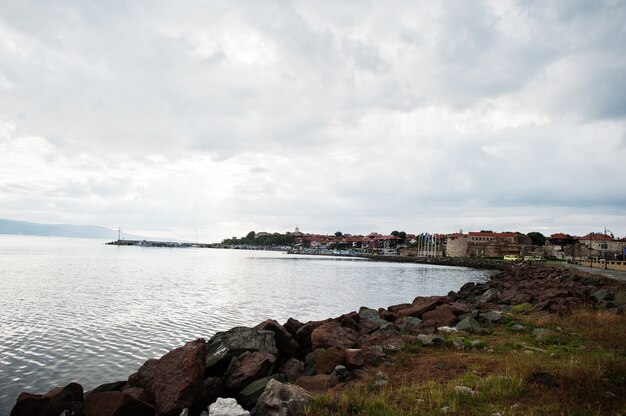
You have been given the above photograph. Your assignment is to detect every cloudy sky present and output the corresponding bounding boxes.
[1,1,625,241]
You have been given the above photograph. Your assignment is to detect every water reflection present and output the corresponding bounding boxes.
[0,236,488,413]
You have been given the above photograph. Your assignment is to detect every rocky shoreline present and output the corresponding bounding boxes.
[10,262,625,416]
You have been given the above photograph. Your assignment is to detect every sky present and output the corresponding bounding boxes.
[0,0,625,242]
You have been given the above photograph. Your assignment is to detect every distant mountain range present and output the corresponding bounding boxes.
[0,218,159,241]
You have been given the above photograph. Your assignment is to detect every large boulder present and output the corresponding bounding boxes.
[344,349,365,370]
[396,296,446,318]
[86,381,126,397]
[10,382,83,416]
[358,307,391,329]
[310,322,357,350]
[294,320,327,350]
[359,327,406,352]
[254,320,300,358]
[237,375,287,409]
[83,391,153,416]
[456,317,481,333]
[206,328,278,375]
[152,338,207,416]
[125,357,159,403]
[283,318,304,336]
[279,358,304,382]
[255,379,312,416]
[309,347,345,375]
[225,351,277,392]
[421,305,457,327]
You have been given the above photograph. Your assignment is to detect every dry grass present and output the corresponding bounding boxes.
[305,308,626,416]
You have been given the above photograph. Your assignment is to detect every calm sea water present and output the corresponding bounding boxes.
[0,235,488,413]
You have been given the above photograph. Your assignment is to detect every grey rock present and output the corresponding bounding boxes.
[208,397,250,416]
[452,338,465,349]
[454,385,477,395]
[255,379,312,416]
[358,306,390,328]
[417,334,444,346]
[331,365,350,382]
[238,375,289,408]
[206,327,278,371]
[477,288,500,304]
[457,310,479,321]
[532,328,553,339]
[403,316,422,327]
[456,317,481,333]
[591,288,613,302]
[480,310,502,323]
[612,290,626,306]
[510,324,528,332]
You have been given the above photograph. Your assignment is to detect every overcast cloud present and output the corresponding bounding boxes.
[1,0,625,241]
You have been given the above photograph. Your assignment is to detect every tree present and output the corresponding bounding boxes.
[398,231,407,240]
[527,232,546,246]
[391,231,399,237]
[335,231,343,237]
[245,231,256,241]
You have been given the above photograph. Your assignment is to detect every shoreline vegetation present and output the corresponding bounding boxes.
[10,261,626,416]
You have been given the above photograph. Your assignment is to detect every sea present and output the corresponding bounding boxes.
[0,235,489,413]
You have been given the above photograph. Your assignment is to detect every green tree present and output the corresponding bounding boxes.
[245,231,256,241]
[398,231,407,240]
[391,230,399,237]
[335,231,343,237]
[527,232,546,246]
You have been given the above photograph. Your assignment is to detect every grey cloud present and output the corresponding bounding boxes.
[1,1,625,239]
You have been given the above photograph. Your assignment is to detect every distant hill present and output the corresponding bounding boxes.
[0,218,155,241]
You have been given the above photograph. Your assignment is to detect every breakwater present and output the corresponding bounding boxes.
[10,262,624,416]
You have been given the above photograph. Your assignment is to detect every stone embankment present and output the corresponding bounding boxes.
[10,263,626,416]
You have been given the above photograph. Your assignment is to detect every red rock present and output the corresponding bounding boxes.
[361,346,386,366]
[10,392,49,416]
[311,322,357,350]
[203,377,225,404]
[421,305,457,327]
[151,338,206,416]
[449,301,471,315]
[11,383,83,416]
[83,391,153,416]
[344,349,365,369]
[295,320,327,349]
[283,317,304,336]
[295,374,340,392]
[397,296,446,318]
[254,319,300,358]
[312,347,345,374]
[379,309,398,322]
[358,319,380,336]
[225,351,277,392]
[120,386,152,404]
[279,357,305,382]
[337,312,360,331]
[387,303,412,313]
[127,358,159,390]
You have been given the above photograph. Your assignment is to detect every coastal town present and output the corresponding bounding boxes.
[214,227,626,271]
[106,226,626,272]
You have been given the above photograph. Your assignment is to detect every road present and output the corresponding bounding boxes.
[554,262,626,283]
